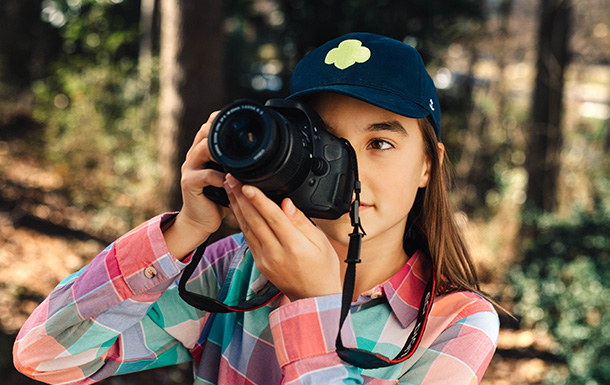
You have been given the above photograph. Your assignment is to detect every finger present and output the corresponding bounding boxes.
[183,138,216,172]
[236,183,308,248]
[278,198,322,246]
[191,111,220,146]
[182,167,226,194]
[224,179,262,251]
[281,198,312,229]
[227,178,284,251]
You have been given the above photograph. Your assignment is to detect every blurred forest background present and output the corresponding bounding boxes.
[1,0,609,384]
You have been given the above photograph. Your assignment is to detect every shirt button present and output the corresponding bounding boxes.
[370,291,383,299]
[144,266,157,279]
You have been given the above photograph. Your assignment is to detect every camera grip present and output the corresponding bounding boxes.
[203,186,230,207]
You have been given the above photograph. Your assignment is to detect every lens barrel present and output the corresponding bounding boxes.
[209,100,312,197]
[207,99,355,219]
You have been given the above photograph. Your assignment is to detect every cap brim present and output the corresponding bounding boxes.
[288,85,431,121]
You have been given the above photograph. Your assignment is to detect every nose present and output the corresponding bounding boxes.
[348,146,371,194]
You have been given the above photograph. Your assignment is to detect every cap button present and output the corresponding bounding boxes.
[144,266,157,279]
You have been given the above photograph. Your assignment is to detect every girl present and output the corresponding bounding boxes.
[14,33,499,384]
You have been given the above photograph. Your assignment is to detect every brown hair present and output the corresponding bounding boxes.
[405,118,482,297]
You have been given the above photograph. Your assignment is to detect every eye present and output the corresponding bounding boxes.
[368,138,394,151]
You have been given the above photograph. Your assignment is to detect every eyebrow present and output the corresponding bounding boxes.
[324,120,409,136]
[366,121,408,136]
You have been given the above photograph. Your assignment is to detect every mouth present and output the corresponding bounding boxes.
[359,203,372,210]
[344,201,372,217]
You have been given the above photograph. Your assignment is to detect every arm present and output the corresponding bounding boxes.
[398,303,499,384]
[13,214,245,384]
[13,214,194,384]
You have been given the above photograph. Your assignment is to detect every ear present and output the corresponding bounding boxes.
[419,155,432,188]
[419,142,445,188]
[437,142,445,167]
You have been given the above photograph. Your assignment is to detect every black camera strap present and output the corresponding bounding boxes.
[178,239,281,313]
[335,212,436,368]
[334,142,436,369]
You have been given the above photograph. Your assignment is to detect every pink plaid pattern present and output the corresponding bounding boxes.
[14,214,499,384]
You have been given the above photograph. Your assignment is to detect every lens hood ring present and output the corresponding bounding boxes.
[209,101,279,170]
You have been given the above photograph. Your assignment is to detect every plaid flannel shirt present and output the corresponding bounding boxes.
[14,213,499,384]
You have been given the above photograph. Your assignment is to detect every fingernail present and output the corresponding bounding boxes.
[285,198,296,215]
[223,181,232,194]
[242,185,255,198]
[226,174,238,188]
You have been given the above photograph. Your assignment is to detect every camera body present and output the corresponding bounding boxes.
[204,99,355,219]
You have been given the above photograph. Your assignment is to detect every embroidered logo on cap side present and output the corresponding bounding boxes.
[324,39,371,70]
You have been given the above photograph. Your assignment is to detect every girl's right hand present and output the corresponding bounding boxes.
[163,111,229,260]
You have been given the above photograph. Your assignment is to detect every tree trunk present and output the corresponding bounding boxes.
[158,0,224,211]
[524,0,571,213]
[138,0,156,93]
[605,111,610,152]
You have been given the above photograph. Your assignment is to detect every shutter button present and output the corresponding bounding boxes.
[144,266,157,279]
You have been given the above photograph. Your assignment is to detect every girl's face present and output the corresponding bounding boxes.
[310,93,432,248]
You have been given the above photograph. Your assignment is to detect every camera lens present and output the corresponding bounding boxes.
[210,103,280,171]
[220,112,265,160]
[209,100,311,196]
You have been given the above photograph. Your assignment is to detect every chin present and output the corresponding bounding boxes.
[314,217,353,242]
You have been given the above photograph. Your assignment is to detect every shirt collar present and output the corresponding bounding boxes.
[360,250,432,328]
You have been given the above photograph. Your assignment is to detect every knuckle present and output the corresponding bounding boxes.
[265,211,280,226]
[180,174,192,190]
[285,244,300,256]
[209,110,220,122]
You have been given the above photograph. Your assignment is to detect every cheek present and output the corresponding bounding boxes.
[384,163,425,209]
[392,180,419,213]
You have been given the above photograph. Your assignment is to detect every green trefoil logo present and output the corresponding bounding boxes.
[324,39,371,70]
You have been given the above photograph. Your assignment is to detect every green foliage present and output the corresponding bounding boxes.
[32,60,160,237]
[26,0,160,238]
[509,208,610,384]
[42,0,141,67]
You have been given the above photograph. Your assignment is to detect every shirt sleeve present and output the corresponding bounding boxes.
[12,213,220,385]
[397,299,499,384]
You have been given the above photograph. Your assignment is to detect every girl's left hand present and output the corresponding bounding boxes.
[224,174,342,302]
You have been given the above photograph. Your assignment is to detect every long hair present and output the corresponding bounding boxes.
[405,118,482,297]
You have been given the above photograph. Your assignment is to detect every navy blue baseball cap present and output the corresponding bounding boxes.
[288,32,441,139]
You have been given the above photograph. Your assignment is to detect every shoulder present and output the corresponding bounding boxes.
[436,291,497,319]
[431,290,499,341]
[406,292,499,384]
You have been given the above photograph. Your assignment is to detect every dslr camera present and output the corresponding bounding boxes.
[203,99,355,219]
